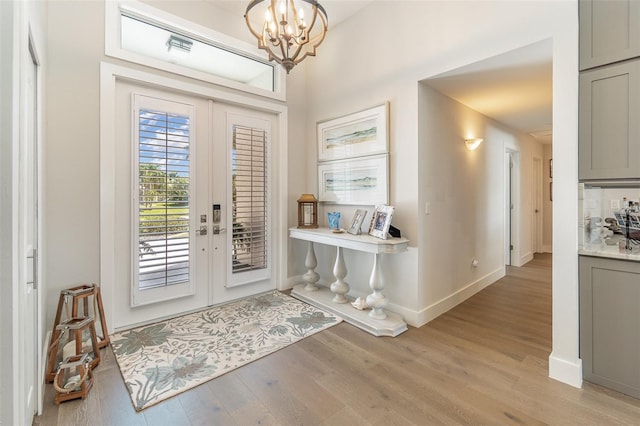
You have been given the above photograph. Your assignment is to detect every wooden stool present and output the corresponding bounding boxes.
[50,284,109,350]
[53,353,94,404]
[46,317,101,383]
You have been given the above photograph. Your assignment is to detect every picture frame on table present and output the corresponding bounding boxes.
[347,209,368,235]
[318,154,389,205]
[317,103,389,162]
[368,204,394,240]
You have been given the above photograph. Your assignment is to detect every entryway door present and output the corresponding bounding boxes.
[19,35,41,425]
[113,81,276,329]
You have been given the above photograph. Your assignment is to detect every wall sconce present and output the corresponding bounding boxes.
[297,194,318,228]
[464,138,483,151]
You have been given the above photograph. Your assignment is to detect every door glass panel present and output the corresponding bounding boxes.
[232,125,268,274]
[137,109,191,290]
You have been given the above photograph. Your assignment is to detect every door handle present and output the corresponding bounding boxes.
[212,226,226,235]
[199,225,208,236]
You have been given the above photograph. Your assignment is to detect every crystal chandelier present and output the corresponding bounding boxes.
[245,0,328,74]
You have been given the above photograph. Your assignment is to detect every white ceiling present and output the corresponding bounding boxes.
[208,0,553,144]
[425,39,553,144]
[209,0,374,28]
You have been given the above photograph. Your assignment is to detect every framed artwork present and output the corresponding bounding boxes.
[347,209,368,235]
[368,205,394,240]
[317,103,389,162]
[318,154,389,205]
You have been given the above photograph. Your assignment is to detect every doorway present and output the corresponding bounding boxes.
[111,80,277,329]
[533,157,543,253]
[504,149,521,266]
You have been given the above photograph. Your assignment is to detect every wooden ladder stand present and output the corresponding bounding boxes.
[45,284,109,383]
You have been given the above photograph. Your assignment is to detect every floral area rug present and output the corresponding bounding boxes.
[111,291,342,411]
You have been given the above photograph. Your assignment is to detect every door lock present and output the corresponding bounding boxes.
[212,204,221,223]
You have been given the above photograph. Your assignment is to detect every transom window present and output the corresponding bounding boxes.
[121,15,275,92]
[105,1,285,100]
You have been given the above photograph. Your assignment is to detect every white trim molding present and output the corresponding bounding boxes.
[549,352,583,388]
[416,267,506,327]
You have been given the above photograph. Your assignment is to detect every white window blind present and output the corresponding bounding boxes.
[137,109,191,289]
[232,125,268,274]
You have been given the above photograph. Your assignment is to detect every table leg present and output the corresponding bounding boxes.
[302,241,320,291]
[366,253,388,320]
[330,246,349,303]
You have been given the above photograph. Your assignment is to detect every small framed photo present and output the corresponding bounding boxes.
[347,209,368,235]
[368,205,394,240]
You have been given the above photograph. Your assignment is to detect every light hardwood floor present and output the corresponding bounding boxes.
[34,254,640,425]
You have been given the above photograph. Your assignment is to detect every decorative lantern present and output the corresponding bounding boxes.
[297,194,319,228]
[53,353,94,404]
[46,316,101,383]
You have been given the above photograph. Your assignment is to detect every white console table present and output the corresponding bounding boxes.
[289,227,409,337]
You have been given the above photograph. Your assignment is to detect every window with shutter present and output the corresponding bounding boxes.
[231,125,268,275]
[137,108,191,290]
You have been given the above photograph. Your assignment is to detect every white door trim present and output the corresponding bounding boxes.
[533,156,544,253]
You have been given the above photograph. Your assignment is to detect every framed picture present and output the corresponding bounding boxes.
[368,205,394,240]
[347,209,368,235]
[318,154,389,205]
[317,103,389,162]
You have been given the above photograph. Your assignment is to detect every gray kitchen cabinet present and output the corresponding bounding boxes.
[579,256,640,398]
[580,0,640,71]
[579,59,640,180]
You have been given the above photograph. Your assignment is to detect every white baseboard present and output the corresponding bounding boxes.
[520,251,534,265]
[286,268,507,329]
[285,275,423,327]
[549,352,583,388]
[414,266,506,327]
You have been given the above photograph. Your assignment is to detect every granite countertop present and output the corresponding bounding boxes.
[579,234,640,261]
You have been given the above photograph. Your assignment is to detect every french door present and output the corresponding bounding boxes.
[113,81,275,328]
